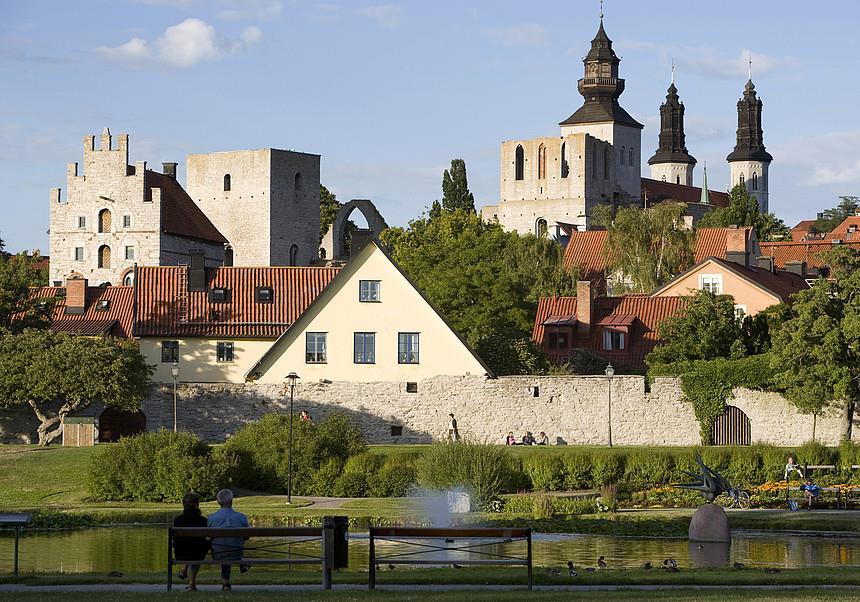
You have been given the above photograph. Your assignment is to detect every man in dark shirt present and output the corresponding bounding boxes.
[173,492,210,591]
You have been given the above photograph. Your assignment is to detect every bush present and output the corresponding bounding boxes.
[531,494,554,519]
[797,440,835,467]
[417,442,515,508]
[369,457,418,497]
[590,452,623,487]
[88,430,234,502]
[561,451,593,490]
[523,454,565,491]
[623,451,674,490]
[309,458,343,497]
[224,413,366,495]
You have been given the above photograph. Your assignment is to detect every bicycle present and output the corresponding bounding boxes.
[716,487,751,510]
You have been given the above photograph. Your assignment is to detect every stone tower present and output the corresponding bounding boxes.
[186,149,320,267]
[648,76,696,186]
[726,78,772,213]
[558,16,643,200]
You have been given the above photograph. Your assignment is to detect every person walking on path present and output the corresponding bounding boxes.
[172,492,209,592]
[208,489,250,591]
[447,413,460,443]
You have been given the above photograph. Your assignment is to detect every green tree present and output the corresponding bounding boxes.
[0,250,53,332]
[597,203,695,293]
[0,330,153,445]
[769,246,860,428]
[319,184,340,241]
[381,210,575,374]
[441,158,475,213]
[647,290,745,367]
[698,184,790,241]
[812,196,860,234]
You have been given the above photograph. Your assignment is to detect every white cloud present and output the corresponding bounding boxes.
[217,0,282,21]
[95,18,262,68]
[622,40,789,80]
[485,23,547,47]
[358,5,403,28]
[774,131,860,186]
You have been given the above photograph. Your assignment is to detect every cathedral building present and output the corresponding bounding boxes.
[482,15,773,238]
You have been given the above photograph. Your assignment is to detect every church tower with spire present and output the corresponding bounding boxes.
[726,74,772,213]
[648,70,696,186]
[558,14,643,201]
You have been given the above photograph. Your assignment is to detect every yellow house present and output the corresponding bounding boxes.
[651,255,809,318]
[246,240,491,383]
[134,241,489,384]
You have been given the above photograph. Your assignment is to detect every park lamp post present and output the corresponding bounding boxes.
[285,372,300,504]
[171,362,180,433]
[604,363,615,448]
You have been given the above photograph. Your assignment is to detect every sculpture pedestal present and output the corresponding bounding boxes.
[688,503,731,568]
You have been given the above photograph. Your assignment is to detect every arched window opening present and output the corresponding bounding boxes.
[752,173,758,191]
[739,173,745,185]
[676,175,681,185]
[514,145,524,181]
[98,209,112,233]
[319,248,326,260]
[98,245,111,269]
[537,144,546,180]
[661,175,667,182]
[223,174,231,191]
[619,146,626,167]
[536,218,548,238]
[560,142,569,178]
[224,245,234,267]
[123,271,134,286]
[603,147,610,180]
[289,244,299,266]
[295,172,303,191]
[628,148,634,167]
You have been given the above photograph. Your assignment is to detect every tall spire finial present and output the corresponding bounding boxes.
[748,53,752,80]
[671,58,675,84]
[600,0,604,20]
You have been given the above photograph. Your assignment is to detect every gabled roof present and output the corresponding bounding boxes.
[827,215,860,241]
[134,265,341,338]
[245,239,494,379]
[145,170,228,245]
[533,294,687,370]
[650,256,809,303]
[30,285,135,338]
[759,240,860,269]
[641,178,730,209]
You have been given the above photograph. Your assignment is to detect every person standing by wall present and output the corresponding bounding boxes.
[207,489,249,592]
[447,413,459,443]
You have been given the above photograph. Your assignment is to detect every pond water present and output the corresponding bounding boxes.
[2,526,860,574]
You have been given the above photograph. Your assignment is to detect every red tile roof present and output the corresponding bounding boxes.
[134,265,341,338]
[533,294,687,371]
[759,240,860,269]
[641,177,730,208]
[31,285,135,338]
[146,170,228,245]
[827,215,860,241]
[791,220,817,242]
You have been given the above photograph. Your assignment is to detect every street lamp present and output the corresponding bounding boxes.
[604,363,615,448]
[171,362,180,433]
[285,372,300,504]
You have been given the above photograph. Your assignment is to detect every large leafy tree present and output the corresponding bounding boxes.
[381,209,576,374]
[769,246,860,429]
[319,184,340,241]
[0,248,53,333]
[812,196,860,234]
[698,184,790,241]
[441,158,475,213]
[595,202,695,293]
[0,330,153,445]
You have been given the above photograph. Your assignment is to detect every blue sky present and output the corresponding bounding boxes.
[2,0,859,252]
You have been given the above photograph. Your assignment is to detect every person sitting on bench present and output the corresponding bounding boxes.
[208,489,249,591]
[799,478,821,510]
[173,492,209,591]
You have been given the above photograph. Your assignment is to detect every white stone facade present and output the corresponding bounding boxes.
[186,148,320,267]
[728,160,769,214]
[649,162,694,187]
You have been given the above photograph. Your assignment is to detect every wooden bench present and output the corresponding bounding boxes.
[368,527,533,590]
[167,523,345,591]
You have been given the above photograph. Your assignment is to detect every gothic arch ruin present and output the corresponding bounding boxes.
[320,199,388,261]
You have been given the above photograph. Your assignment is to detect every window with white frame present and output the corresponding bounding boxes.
[603,330,625,350]
[306,332,327,363]
[74,247,84,261]
[398,332,420,364]
[78,216,86,229]
[161,340,179,363]
[359,280,380,302]
[123,215,132,228]
[699,274,722,294]
[124,246,135,260]
[734,305,747,321]
[216,341,234,363]
[354,332,376,364]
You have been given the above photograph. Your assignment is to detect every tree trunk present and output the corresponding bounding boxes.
[27,400,75,446]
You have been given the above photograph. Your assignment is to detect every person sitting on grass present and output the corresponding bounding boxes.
[536,431,549,445]
[505,431,517,445]
[799,478,821,510]
[173,492,209,592]
[521,431,535,446]
[208,488,250,592]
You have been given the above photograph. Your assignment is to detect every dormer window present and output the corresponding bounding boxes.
[95,299,110,311]
[255,286,274,303]
[547,330,569,350]
[209,287,230,303]
[603,330,625,350]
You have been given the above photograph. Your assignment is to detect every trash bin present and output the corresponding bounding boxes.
[324,515,349,569]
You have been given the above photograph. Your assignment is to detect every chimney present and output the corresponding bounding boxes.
[188,251,206,291]
[756,256,775,273]
[725,226,749,268]
[350,229,373,258]
[785,260,807,278]
[576,280,593,335]
[65,277,88,315]
[162,162,178,179]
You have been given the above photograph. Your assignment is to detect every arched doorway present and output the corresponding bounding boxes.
[98,407,146,442]
[711,405,751,446]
